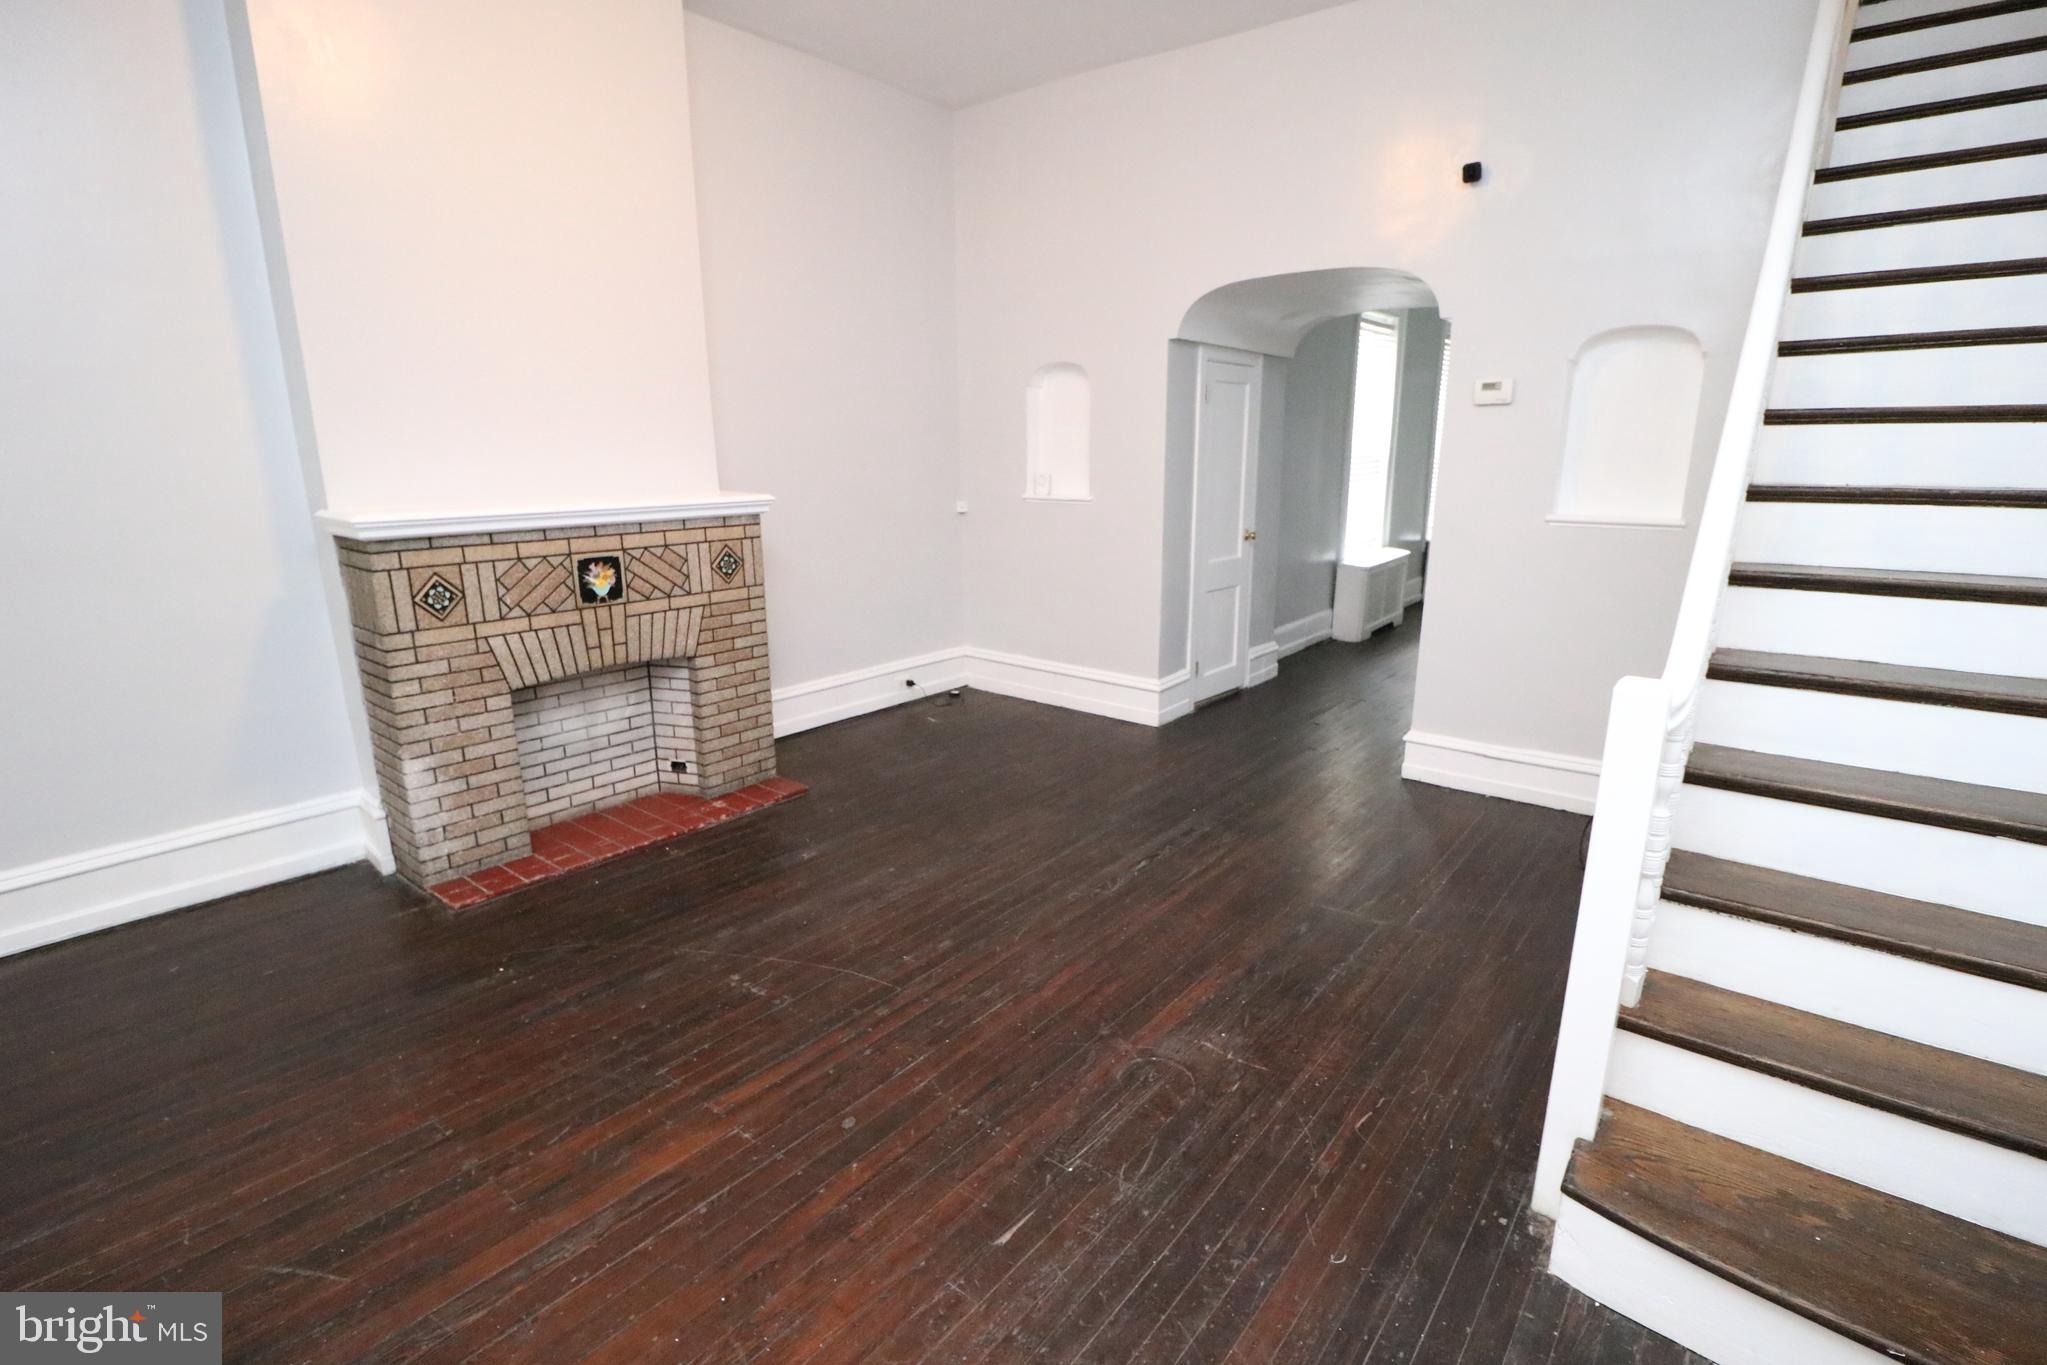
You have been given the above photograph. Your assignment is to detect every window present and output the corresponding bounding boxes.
[1025,363,1090,500]
[1552,327,1703,526]
[1340,314,1401,564]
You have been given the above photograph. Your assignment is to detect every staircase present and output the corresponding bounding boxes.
[1534,1,2047,1360]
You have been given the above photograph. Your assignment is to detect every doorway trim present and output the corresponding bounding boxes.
[1183,344,1262,705]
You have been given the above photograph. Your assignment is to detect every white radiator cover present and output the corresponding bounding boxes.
[1333,548,1411,642]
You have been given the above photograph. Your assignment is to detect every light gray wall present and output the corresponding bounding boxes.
[956,0,1823,761]
[686,15,965,689]
[0,1,363,873]
[1272,316,1360,636]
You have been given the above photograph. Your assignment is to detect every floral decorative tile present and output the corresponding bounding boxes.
[576,554,626,605]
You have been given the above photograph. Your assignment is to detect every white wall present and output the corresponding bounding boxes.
[232,0,725,519]
[684,16,964,694]
[1272,316,1359,635]
[0,1,369,951]
[955,0,1822,762]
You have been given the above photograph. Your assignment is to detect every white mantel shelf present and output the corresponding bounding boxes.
[315,494,775,542]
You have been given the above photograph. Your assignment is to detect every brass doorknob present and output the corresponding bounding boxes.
[1243,530,1258,541]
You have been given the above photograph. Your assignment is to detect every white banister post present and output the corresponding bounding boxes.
[1530,676,1670,1217]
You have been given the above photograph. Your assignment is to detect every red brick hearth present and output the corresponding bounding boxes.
[428,776,807,908]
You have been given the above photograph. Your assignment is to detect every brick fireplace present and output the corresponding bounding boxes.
[327,507,776,889]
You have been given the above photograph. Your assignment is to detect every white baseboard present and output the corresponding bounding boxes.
[1274,610,1334,659]
[1247,641,1280,688]
[774,645,1192,732]
[1401,729,1600,814]
[771,648,971,737]
[0,792,384,959]
[966,648,1191,727]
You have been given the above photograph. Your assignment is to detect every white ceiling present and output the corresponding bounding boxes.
[681,0,1361,108]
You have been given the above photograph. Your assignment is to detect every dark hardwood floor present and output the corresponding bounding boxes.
[0,618,1702,1363]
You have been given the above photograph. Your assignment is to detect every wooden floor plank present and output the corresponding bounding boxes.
[0,618,1688,1363]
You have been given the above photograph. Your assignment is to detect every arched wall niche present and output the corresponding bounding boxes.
[1025,362,1091,500]
[1551,325,1704,528]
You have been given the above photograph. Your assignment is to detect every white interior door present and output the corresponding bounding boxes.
[1189,347,1260,704]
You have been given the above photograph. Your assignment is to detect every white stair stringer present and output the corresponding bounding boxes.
[1607,1029,2047,1245]
[1648,901,2047,1076]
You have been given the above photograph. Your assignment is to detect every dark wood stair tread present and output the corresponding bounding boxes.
[1781,323,2047,353]
[1663,847,2047,993]
[1564,1100,2047,1365]
[1686,741,2047,844]
[1623,971,2047,1158]
[1805,191,2047,233]
[1793,254,2047,290]
[1748,483,2047,506]
[1837,82,2047,129]
[1729,561,2047,606]
[1855,0,2047,42]
[1764,404,2047,423]
[1817,135,2047,181]
[1709,646,2047,715]
[1844,33,2047,86]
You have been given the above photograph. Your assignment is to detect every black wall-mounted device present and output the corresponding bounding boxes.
[1461,161,1484,185]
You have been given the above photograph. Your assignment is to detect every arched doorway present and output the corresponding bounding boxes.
[1162,268,1450,707]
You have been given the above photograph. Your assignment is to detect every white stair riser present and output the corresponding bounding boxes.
[1795,209,2047,276]
[1731,500,2047,576]
[1782,272,2047,334]
[1770,339,2047,403]
[1830,95,2047,164]
[1697,677,2047,795]
[1651,902,2047,1073]
[1609,1031,2047,1245]
[1718,583,2047,675]
[1837,48,2047,118]
[1849,7,2047,74]
[1674,783,2047,926]
[1752,419,2047,487]
[1808,151,2047,217]
[1552,1199,1891,1365]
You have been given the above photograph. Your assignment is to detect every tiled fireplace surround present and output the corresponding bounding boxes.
[333,513,775,888]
